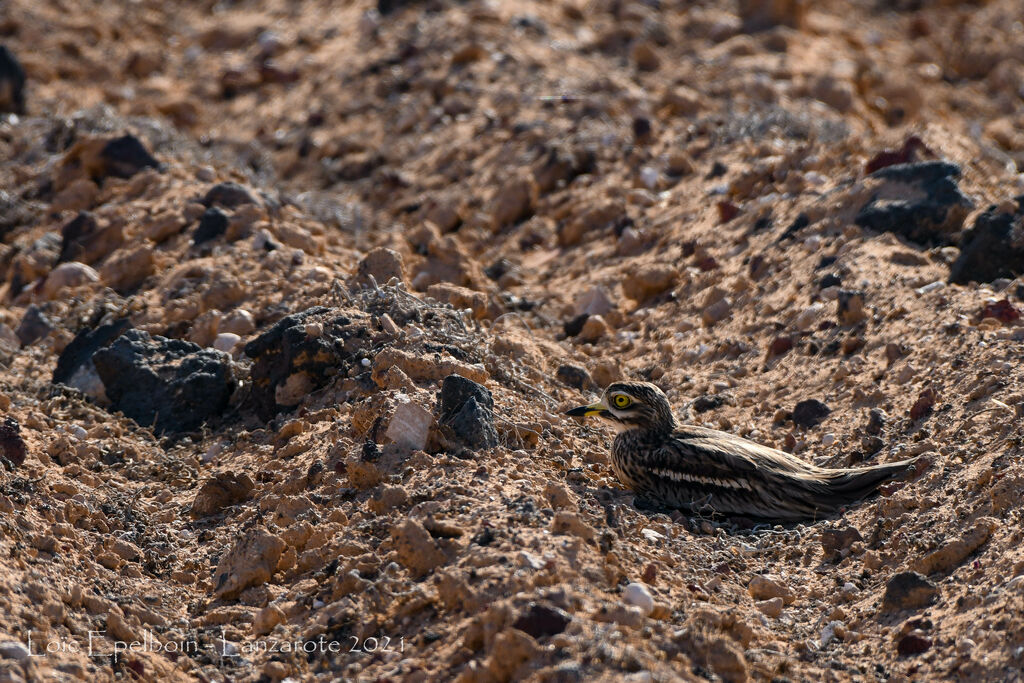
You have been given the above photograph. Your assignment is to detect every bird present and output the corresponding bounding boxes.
[566,381,919,522]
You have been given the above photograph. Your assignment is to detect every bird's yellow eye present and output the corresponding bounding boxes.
[612,394,632,409]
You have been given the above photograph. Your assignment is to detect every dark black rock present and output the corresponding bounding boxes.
[563,314,589,338]
[244,307,371,420]
[692,395,726,413]
[861,435,885,454]
[15,305,53,346]
[484,258,513,281]
[52,318,131,386]
[0,417,27,468]
[533,144,596,193]
[752,214,773,232]
[0,45,27,115]
[361,440,381,462]
[855,161,973,246]
[438,375,494,421]
[377,0,426,14]
[92,329,235,435]
[512,602,572,639]
[100,135,161,179]
[438,375,498,450]
[706,161,727,178]
[866,408,887,435]
[882,572,938,611]
[820,526,863,561]
[948,202,1024,284]
[193,207,229,244]
[870,160,959,185]
[57,212,99,263]
[472,526,495,546]
[555,364,592,390]
[819,272,842,288]
[632,116,652,143]
[201,182,258,209]
[501,293,537,312]
[779,212,810,241]
[57,211,120,264]
[791,399,830,429]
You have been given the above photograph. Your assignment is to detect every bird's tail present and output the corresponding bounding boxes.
[818,456,920,504]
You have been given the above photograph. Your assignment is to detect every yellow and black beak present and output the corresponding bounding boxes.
[566,401,609,418]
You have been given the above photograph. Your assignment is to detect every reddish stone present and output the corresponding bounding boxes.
[897,633,932,656]
[979,299,1020,323]
[865,136,933,174]
[909,388,936,420]
[717,201,740,223]
[768,336,794,357]
[695,255,719,271]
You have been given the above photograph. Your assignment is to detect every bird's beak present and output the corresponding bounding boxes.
[566,401,609,418]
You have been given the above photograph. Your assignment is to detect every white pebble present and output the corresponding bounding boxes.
[915,280,945,295]
[360,357,372,367]
[793,303,825,330]
[804,171,827,186]
[822,433,836,446]
[213,333,241,353]
[640,167,659,190]
[622,582,655,616]
[820,620,843,647]
[518,551,543,570]
[202,441,224,463]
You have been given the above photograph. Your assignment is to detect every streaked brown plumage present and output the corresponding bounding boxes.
[567,381,918,521]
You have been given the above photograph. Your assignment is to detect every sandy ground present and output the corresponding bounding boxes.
[2,0,1024,681]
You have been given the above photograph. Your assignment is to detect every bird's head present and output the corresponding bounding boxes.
[566,381,676,433]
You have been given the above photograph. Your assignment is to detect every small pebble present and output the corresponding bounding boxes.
[956,637,976,654]
[622,582,655,616]
[213,333,241,352]
[820,620,843,647]
[916,280,945,295]
[640,167,659,190]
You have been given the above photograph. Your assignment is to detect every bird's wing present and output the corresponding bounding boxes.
[640,428,836,518]
[634,429,826,519]
[672,425,823,477]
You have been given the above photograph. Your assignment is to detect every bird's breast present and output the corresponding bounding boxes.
[611,431,654,489]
